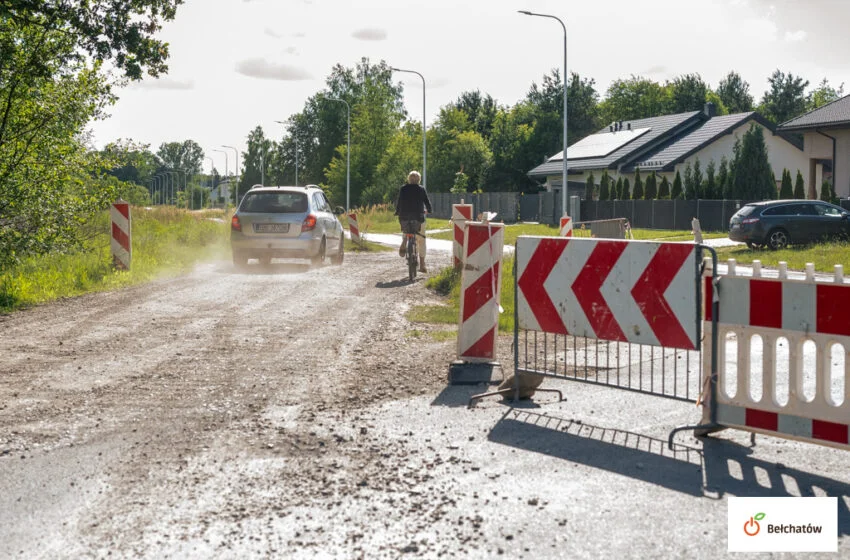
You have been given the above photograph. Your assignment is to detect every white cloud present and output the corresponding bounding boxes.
[351,28,387,41]
[235,58,313,81]
[784,29,807,42]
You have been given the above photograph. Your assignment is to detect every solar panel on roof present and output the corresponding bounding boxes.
[566,127,651,159]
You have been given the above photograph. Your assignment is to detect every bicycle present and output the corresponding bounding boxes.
[400,219,422,283]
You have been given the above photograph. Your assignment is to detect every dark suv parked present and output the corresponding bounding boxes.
[729,199,850,249]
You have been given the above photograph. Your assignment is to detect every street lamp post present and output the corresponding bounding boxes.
[205,156,215,206]
[324,97,351,211]
[212,149,229,203]
[222,145,240,200]
[165,171,178,205]
[390,67,426,188]
[274,121,299,186]
[518,10,568,216]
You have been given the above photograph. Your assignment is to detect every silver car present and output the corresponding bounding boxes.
[230,185,344,266]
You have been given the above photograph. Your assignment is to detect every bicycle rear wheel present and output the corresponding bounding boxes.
[407,235,417,282]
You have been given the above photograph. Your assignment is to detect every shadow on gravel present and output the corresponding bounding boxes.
[487,409,850,534]
[702,438,850,536]
[375,278,420,288]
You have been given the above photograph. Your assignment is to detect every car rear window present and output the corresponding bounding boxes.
[240,192,308,213]
[735,205,757,217]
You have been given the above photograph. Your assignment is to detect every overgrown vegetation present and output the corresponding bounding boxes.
[0,206,228,312]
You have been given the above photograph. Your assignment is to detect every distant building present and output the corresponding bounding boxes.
[777,94,850,199]
[528,103,808,198]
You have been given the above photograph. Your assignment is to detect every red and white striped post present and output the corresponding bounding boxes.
[559,214,573,237]
[457,221,505,362]
[110,200,131,270]
[451,203,473,269]
[348,212,360,244]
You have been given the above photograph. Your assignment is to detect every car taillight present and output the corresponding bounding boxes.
[302,214,317,232]
[231,215,241,231]
[742,218,760,224]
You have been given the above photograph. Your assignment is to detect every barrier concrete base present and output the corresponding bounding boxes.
[448,361,502,385]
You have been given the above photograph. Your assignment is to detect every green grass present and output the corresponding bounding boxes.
[0,206,230,313]
[408,255,517,333]
[340,204,450,234]
[429,223,726,245]
[344,238,394,253]
[714,241,850,272]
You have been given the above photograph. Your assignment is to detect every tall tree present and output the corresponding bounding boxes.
[669,73,709,114]
[759,70,810,124]
[566,72,601,142]
[716,71,754,114]
[614,177,623,200]
[691,158,703,199]
[621,177,631,200]
[793,170,805,199]
[451,90,498,140]
[484,106,534,192]
[599,76,670,122]
[779,169,793,198]
[157,140,203,174]
[731,124,776,199]
[806,78,845,112]
[237,126,273,199]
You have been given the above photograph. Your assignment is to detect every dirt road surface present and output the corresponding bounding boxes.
[2,250,849,559]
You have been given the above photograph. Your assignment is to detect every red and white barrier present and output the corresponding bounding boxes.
[516,237,698,349]
[559,215,573,237]
[457,221,505,362]
[348,212,360,243]
[110,200,131,270]
[451,203,473,268]
[703,259,850,450]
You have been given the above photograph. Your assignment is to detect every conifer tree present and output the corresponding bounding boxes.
[633,168,644,200]
[644,171,658,199]
[683,163,696,199]
[621,177,631,200]
[705,160,717,199]
[718,156,730,199]
[692,158,703,199]
[615,177,623,200]
[671,170,684,199]
[779,169,793,198]
[658,175,671,199]
[599,171,610,201]
[793,170,805,199]
[585,172,596,201]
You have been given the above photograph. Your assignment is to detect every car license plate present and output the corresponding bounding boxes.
[255,223,289,233]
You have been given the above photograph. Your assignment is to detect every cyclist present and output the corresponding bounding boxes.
[394,170,432,273]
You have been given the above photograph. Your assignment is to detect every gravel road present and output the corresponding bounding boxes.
[2,250,849,559]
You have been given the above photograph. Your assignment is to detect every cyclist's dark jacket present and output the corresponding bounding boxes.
[395,183,432,222]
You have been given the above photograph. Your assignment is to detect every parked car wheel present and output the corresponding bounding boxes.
[767,228,789,250]
[330,237,344,265]
[311,237,326,265]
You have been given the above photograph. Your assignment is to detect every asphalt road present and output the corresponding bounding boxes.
[1,248,848,559]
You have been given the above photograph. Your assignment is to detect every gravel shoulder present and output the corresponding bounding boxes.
[1,249,848,559]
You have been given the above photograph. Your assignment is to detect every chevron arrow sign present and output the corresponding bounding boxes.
[516,236,699,350]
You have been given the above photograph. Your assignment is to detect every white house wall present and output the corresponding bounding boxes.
[803,129,850,198]
[674,121,808,191]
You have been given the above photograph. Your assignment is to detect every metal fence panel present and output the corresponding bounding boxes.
[515,236,706,402]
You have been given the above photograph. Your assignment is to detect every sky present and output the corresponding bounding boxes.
[88,0,850,175]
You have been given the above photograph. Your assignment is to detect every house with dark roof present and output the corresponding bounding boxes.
[528,103,808,199]
[777,94,850,199]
